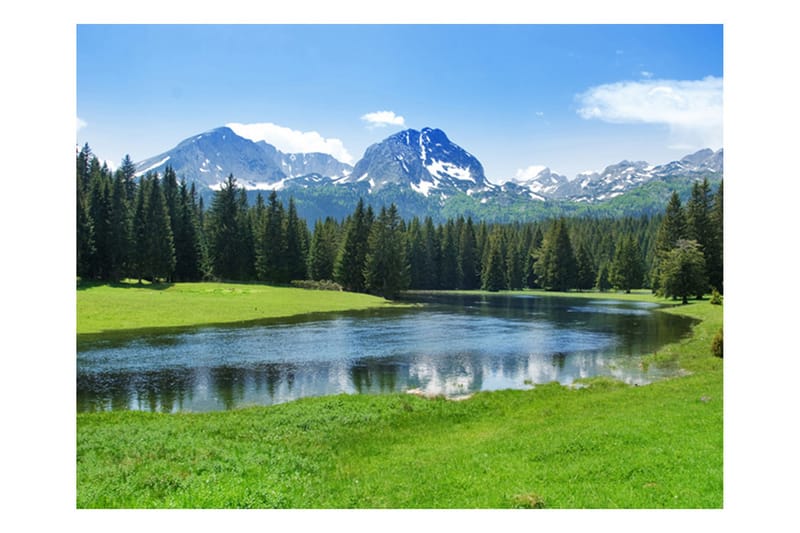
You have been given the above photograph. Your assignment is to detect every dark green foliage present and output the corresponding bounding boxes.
[711,327,723,358]
[172,180,205,281]
[575,243,596,292]
[76,145,95,278]
[108,171,132,281]
[290,279,343,291]
[482,228,507,292]
[206,175,249,281]
[707,180,723,293]
[308,217,339,281]
[659,239,708,304]
[595,262,612,292]
[335,198,372,292]
[364,204,409,299]
[611,235,644,293]
[439,220,460,289]
[458,217,481,290]
[285,198,309,282]
[534,219,576,291]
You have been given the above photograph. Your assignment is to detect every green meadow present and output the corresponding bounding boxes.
[76,284,722,508]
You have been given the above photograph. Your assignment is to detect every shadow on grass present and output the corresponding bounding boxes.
[76,279,175,291]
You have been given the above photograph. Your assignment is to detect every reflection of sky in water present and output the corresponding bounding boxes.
[77,294,694,413]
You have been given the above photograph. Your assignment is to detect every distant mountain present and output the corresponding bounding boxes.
[551,149,724,203]
[340,127,493,199]
[133,125,722,222]
[135,126,352,189]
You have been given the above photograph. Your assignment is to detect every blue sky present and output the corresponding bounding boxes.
[77,24,722,181]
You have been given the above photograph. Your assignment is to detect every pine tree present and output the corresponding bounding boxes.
[308,217,339,281]
[364,204,408,299]
[335,198,372,292]
[87,160,112,279]
[173,179,204,281]
[143,173,176,281]
[108,170,132,281]
[707,180,723,293]
[76,145,95,278]
[257,191,286,282]
[659,239,708,304]
[596,262,612,292]
[534,219,576,292]
[651,191,688,293]
[206,174,245,280]
[458,217,481,290]
[505,235,524,290]
[118,154,138,204]
[481,227,506,292]
[285,197,308,281]
[611,235,644,293]
[686,179,714,289]
[439,220,460,289]
[575,243,596,292]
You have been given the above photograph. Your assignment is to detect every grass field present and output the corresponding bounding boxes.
[76,285,722,508]
[76,280,410,337]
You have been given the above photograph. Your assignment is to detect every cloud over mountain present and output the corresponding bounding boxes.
[576,76,723,151]
[226,122,354,165]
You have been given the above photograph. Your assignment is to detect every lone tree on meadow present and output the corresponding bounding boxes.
[659,239,708,304]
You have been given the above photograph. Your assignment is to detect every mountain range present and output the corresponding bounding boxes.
[134,125,723,222]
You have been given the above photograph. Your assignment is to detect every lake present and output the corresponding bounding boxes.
[76,292,695,412]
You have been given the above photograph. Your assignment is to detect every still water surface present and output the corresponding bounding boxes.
[77,293,695,412]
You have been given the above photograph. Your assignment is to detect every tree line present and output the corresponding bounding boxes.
[76,144,722,300]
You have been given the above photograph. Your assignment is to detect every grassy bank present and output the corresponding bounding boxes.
[76,289,722,508]
[77,280,409,337]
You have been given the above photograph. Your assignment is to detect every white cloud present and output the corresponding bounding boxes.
[77,116,87,132]
[576,76,723,150]
[361,110,406,128]
[514,165,547,183]
[226,122,354,164]
[640,71,654,79]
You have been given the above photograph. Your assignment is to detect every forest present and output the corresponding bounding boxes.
[76,144,723,302]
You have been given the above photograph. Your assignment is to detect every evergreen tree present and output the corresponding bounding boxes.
[686,179,715,289]
[118,154,138,204]
[481,227,506,292]
[575,243,596,292]
[87,161,112,279]
[458,217,481,290]
[206,174,246,280]
[131,175,149,283]
[257,190,286,282]
[595,262,612,292]
[651,191,688,292]
[707,180,724,293]
[659,239,708,304]
[611,235,644,293]
[143,173,176,281]
[335,198,372,292]
[76,145,95,278]
[439,220,460,289]
[505,235,524,290]
[108,170,132,281]
[237,188,256,280]
[285,197,308,281]
[525,226,544,288]
[173,179,204,281]
[308,217,339,281]
[364,204,408,299]
[534,219,576,291]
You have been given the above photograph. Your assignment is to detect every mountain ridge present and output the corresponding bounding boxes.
[132,125,722,222]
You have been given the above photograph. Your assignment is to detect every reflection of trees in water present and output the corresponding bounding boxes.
[210,363,299,409]
[350,359,403,394]
[77,369,197,413]
[133,369,196,413]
